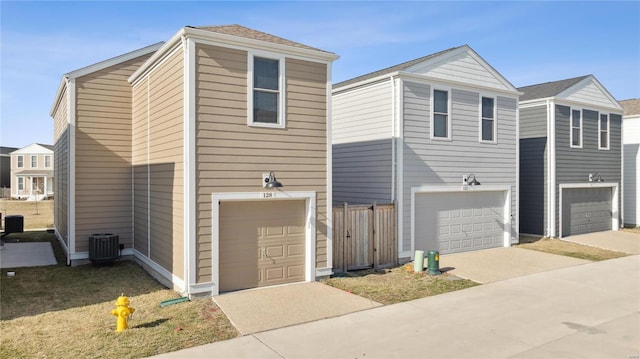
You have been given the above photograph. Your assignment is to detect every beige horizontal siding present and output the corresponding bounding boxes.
[132,49,184,278]
[194,44,329,283]
[73,54,152,253]
[52,86,69,245]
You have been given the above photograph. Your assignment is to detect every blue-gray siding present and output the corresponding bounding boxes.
[332,139,393,205]
[554,105,622,236]
[402,81,518,253]
[519,105,548,235]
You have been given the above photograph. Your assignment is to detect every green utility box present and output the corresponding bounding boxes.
[427,250,440,275]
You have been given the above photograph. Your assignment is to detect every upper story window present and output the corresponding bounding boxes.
[249,54,285,128]
[599,114,609,150]
[45,155,51,168]
[31,155,37,168]
[431,89,450,140]
[570,109,582,148]
[17,155,23,168]
[480,96,496,143]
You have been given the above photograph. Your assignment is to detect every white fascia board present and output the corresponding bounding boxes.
[11,143,54,155]
[129,29,186,83]
[553,97,624,114]
[556,75,623,112]
[333,72,400,94]
[67,42,163,80]
[49,77,68,117]
[399,72,521,97]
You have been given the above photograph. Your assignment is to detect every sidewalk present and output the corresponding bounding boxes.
[151,255,640,359]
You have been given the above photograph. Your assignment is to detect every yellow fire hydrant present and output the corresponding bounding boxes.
[111,295,135,332]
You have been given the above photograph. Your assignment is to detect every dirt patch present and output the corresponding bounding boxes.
[322,266,478,305]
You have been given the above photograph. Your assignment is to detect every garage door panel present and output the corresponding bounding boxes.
[415,191,506,255]
[219,200,306,293]
[562,187,612,237]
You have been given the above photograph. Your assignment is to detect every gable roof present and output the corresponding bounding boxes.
[192,24,328,53]
[619,98,640,116]
[1,147,19,156]
[518,75,590,101]
[334,46,460,88]
[10,143,54,155]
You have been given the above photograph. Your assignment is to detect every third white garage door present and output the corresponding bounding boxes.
[414,191,507,254]
[219,200,306,293]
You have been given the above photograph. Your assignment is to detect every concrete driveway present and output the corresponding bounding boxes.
[213,282,381,335]
[563,230,640,254]
[439,247,590,283]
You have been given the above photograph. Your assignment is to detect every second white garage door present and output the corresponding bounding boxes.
[415,191,506,254]
[219,200,306,293]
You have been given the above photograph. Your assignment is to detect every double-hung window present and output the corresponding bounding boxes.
[250,54,285,128]
[432,89,450,139]
[570,109,582,148]
[31,155,37,168]
[18,177,24,191]
[480,96,496,142]
[17,155,23,168]
[599,114,609,150]
[45,155,51,168]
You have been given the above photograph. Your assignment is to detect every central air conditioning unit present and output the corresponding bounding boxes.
[88,233,120,264]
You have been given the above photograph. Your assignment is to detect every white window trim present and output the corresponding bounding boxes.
[479,94,497,144]
[247,50,286,129]
[17,155,23,168]
[430,87,452,141]
[45,155,52,168]
[18,177,24,191]
[570,108,583,149]
[31,155,38,168]
[599,113,610,150]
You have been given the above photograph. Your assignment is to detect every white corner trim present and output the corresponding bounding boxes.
[68,78,76,257]
[183,36,197,298]
[325,62,333,271]
[210,191,317,296]
[396,77,405,256]
[548,100,557,237]
[558,182,619,239]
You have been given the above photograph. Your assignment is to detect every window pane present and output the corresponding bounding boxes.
[481,119,494,141]
[254,91,278,123]
[572,110,581,128]
[434,90,448,114]
[600,114,608,130]
[572,128,581,146]
[254,57,279,90]
[600,131,608,148]
[434,114,448,138]
[482,97,494,119]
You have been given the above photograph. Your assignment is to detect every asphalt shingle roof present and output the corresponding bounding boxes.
[619,98,640,116]
[517,75,590,101]
[334,46,462,89]
[191,24,331,54]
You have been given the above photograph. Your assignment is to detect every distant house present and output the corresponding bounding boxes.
[1,146,19,192]
[518,75,624,238]
[51,25,337,297]
[10,143,54,200]
[619,98,640,227]
[332,45,520,259]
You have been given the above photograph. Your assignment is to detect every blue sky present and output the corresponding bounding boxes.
[1,1,638,148]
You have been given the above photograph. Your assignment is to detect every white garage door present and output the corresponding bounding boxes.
[562,187,612,237]
[219,200,306,293]
[415,191,506,254]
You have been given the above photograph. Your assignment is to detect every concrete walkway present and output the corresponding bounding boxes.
[564,230,640,254]
[0,242,57,268]
[151,255,640,359]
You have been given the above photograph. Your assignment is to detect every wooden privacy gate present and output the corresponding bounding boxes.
[332,202,397,273]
